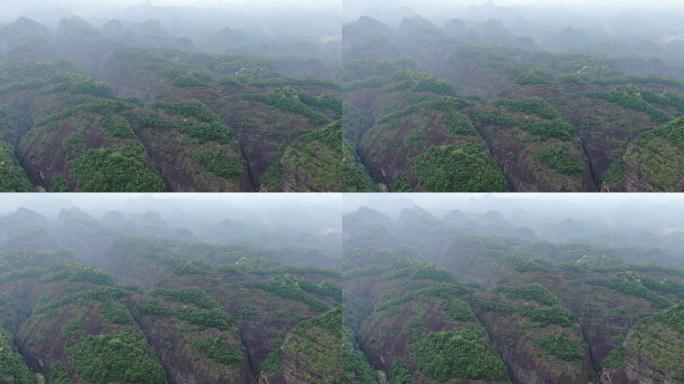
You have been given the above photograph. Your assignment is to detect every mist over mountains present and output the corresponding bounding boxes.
[0,194,343,264]
[0,193,682,383]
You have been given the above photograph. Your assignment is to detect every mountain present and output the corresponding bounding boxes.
[0,10,348,192]
[341,11,684,192]
[0,204,683,383]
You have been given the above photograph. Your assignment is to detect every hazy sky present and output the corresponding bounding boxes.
[0,0,341,22]
[0,192,339,205]
[7,0,677,13]
[4,0,340,11]
[345,0,684,11]
[444,0,683,7]
[342,193,684,216]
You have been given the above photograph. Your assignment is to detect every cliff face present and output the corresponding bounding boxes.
[0,42,349,192]
[611,305,684,384]
[2,227,684,384]
[263,308,377,384]
[342,16,684,192]
[469,286,595,384]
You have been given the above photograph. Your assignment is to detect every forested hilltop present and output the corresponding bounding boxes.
[0,3,361,192]
[2,2,684,192]
[0,195,682,383]
[0,2,684,192]
[342,2,684,192]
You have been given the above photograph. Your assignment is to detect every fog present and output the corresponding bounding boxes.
[0,193,343,264]
[0,0,342,63]
[0,0,344,81]
[343,194,684,269]
[344,0,684,20]
[2,0,340,22]
[2,193,684,285]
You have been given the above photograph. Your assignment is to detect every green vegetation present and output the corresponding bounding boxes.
[379,283,465,312]
[153,100,219,123]
[537,147,584,176]
[283,307,377,384]
[446,112,476,136]
[50,177,69,192]
[137,300,173,316]
[62,316,86,338]
[193,337,242,366]
[0,105,28,145]
[411,143,508,192]
[625,304,684,378]
[518,119,576,141]
[387,260,455,283]
[172,71,212,88]
[101,113,135,139]
[390,362,412,384]
[602,347,624,369]
[101,301,134,325]
[48,73,115,98]
[173,260,211,275]
[412,329,508,381]
[536,333,583,362]
[151,287,218,310]
[589,272,672,309]
[656,304,684,334]
[63,125,87,153]
[243,87,330,125]
[603,161,624,185]
[641,89,684,114]
[259,163,283,190]
[657,118,684,151]
[390,70,458,97]
[404,308,428,335]
[34,99,131,128]
[0,79,49,98]
[442,298,477,322]
[498,284,561,306]
[297,92,343,117]
[39,287,130,316]
[623,118,684,191]
[0,329,35,384]
[404,125,427,149]
[177,308,232,330]
[259,349,283,375]
[390,173,412,192]
[297,280,344,302]
[641,276,684,300]
[70,145,165,192]
[48,262,114,285]
[280,121,342,191]
[474,109,576,140]
[246,277,329,312]
[342,139,376,192]
[140,287,232,330]
[133,109,234,144]
[70,331,167,384]
[594,85,672,123]
[376,97,474,133]
[477,296,575,327]
[517,66,553,85]
[195,150,242,180]
[48,364,70,384]
[0,141,33,192]
[497,97,562,120]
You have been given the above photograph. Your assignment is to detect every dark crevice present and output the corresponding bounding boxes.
[575,128,601,191]
[236,326,258,381]
[237,142,258,192]
[466,302,517,384]
[579,323,601,381]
